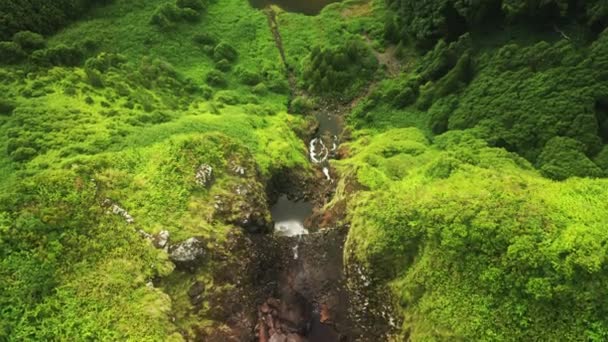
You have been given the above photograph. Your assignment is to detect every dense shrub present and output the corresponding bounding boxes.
[12,31,45,51]
[200,85,214,99]
[205,70,227,87]
[212,42,238,62]
[252,82,268,95]
[150,0,206,29]
[31,44,84,67]
[85,67,104,88]
[215,91,240,105]
[84,53,127,72]
[150,3,184,29]
[0,99,15,116]
[193,33,217,46]
[594,146,608,173]
[290,96,315,113]
[215,59,232,71]
[537,137,603,180]
[180,8,200,22]
[0,0,114,40]
[10,147,38,162]
[444,34,608,168]
[302,38,377,100]
[343,128,608,341]
[133,110,172,125]
[386,0,608,48]
[363,22,608,179]
[235,67,262,86]
[0,41,26,64]
[176,0,207,11]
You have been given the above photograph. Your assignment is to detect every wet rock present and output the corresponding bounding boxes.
[260,324,269,342]
[191,294,205,307]
[319,303,331,324]
[267,298,281,309]
[257,293,312,341]
[345,260,399,339]
[195,164,214,188]
[238,212,272,234]
[213,181,272,233]
[153,230,170,249]
[309,138,329,164]
[188,281,205,298]
[169,237,206,270]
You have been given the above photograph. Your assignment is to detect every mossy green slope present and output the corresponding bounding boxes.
[337,1,608,339]
[0,0,311,339]
[340,128,608,341]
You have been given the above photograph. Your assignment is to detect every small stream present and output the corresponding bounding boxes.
[259,108,348,341]
[250,1,363,340]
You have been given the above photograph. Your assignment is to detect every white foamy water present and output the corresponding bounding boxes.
[271,195,313,237]
[309,138,329,164]
[322,167,332,182]
[274,219,309,237]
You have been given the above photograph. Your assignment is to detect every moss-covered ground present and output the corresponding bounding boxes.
[2,0,608,340]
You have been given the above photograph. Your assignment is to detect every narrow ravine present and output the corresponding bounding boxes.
[247,3,403,341]
[253,10,353,336]
[254,109,350,342]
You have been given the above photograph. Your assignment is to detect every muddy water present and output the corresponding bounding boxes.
[249,0,341,15]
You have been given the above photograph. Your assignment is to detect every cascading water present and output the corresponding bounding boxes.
[271,195,313,238]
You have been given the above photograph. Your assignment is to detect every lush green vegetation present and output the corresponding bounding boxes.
[333,0,608,340]
[302,38,378,100]
[351,14,608,180]
[340,128,608,340]
[0,0,114,40]
[2,0,608,340]
[384,0,608,48]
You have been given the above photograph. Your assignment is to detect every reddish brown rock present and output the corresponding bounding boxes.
[319,303,331,324]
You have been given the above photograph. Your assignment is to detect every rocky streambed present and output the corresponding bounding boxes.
[249,105,397,341]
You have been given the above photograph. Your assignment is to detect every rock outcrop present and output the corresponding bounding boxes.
[153,230,170,250]
[169,237,206,270]
[195,164,214,188]
[213,181,272,233]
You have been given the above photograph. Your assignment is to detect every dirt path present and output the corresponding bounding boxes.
[264,8,299,98]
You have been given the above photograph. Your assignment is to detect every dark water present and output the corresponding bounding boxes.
[310,313,341,341]
[249,0,341,15]
[316,111,342,137]
[271,195,313,237]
